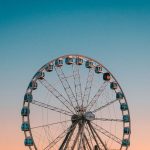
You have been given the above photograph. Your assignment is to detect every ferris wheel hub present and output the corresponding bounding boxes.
[71,110,95,123]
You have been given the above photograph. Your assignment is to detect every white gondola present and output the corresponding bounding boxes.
[124,127,130,134]
[122,139,130,147]
[24,137,34,146]
[116,92,124,99]
[24,93,33,102]
[21,107,30,116]
[75,56,83,65]
[36,71,45,80]
[55,58,63,67]
[110,82,118,90]
[28,81,37,90]
[65,56,73,65]
[45,63,53,72]
[103,72,111,81]
[21,122,30,131]
[120,103,128,111]
[95,65,102,73]
[85,60,93,68]
[123,115,130,122]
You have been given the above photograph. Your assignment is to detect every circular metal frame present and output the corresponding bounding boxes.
[21,54,131,150]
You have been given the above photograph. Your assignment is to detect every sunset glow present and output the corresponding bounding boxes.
[0,0,150,150]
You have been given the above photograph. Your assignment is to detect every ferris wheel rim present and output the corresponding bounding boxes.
[22,54,131,150]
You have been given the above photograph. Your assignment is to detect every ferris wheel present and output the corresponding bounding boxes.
[21,54,131,150]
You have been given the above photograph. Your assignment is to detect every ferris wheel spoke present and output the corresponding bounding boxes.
[72,63,83,106]
[39,79,75,113]
[78,123,85,150]
[82,135,86,150]
[83,133,92,150]
[87,81,109,111]
[83,68,94,106]
[87,122,102,150]
[85,123,95,148]
[86,124,98,148]
[31,120,71,130]
[43,130,66,150]
[54,66,77,110]
[63,122,78,149]
[94,118,123,122]
[92,98,121,113]
[43,122,76,150]
[32,100,72,116]
[88,122,108,150]
[71,123,85,149]
[91,122,122,144]
[59,121,78,150]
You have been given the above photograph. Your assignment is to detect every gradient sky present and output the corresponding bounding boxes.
[0,0,150,149]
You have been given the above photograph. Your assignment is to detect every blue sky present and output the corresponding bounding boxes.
[0,0,150,149]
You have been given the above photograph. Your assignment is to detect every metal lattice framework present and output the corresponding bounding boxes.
[21,54,131,150]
